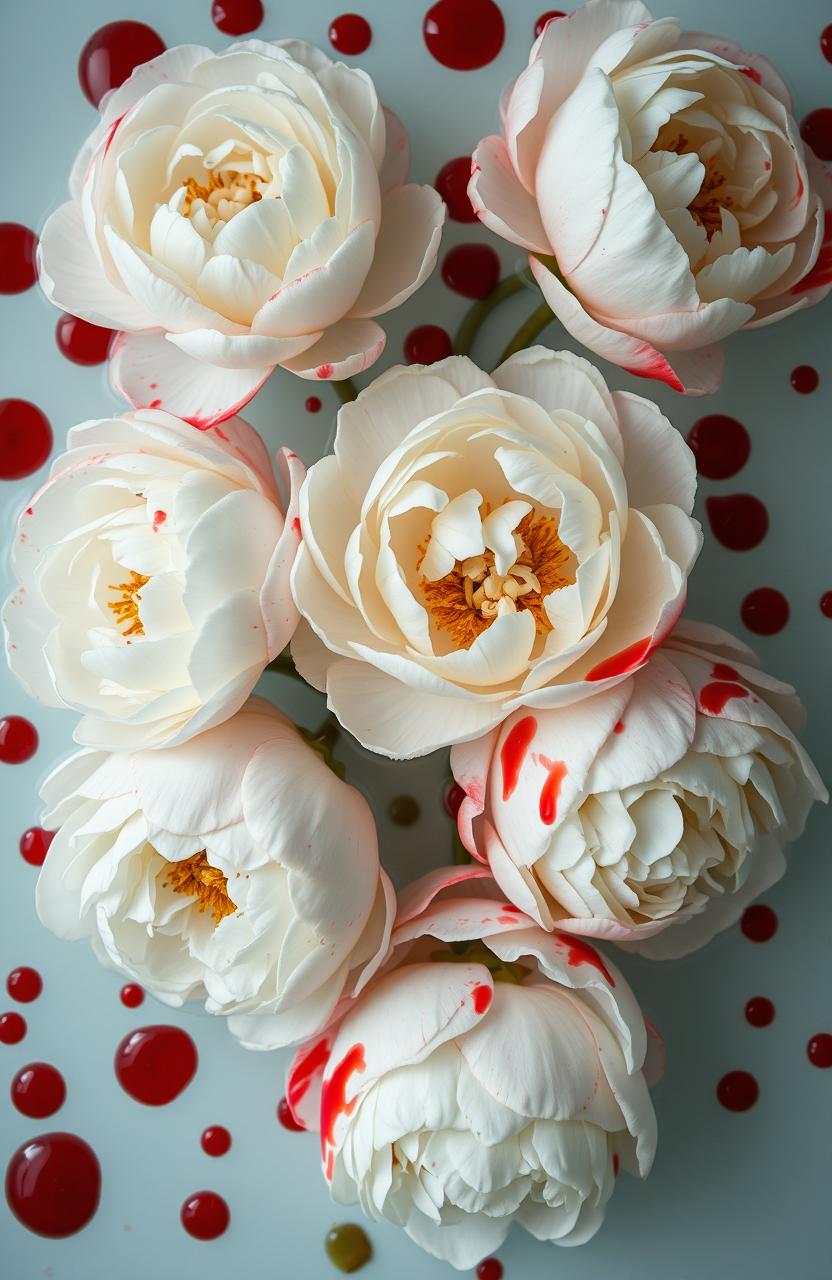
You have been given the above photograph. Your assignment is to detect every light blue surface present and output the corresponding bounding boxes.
[1,1,830,1277]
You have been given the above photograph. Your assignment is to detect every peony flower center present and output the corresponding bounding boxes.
[108,570,149,638]
[655,129,731,239]
[183,168,267,226]
[162,850,237,925]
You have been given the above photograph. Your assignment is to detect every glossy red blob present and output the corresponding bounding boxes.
[287,1037,330,1116]
[277,1096,306,1131]
[19,827,54,867]
[500,716,537,801]
[820,591,832,618]
[535,10,565,36]
[11,1063,67,1119]
[741,903,778,943]
[211,0,264,35]
[305,395,322,413]
[423,0,505,70]
[55,314,114,366]
[790,364,819,394]
[404,324,452,365]
[114,1025,198,1106]
[435,156,477,222]
[444,780,466,818]
[539,757,567,825]
[5,1132,101,1237]
[471,983,492,1014]
[0,223,39,294]
[181,1190,230,1240]
[705,494,768,551]
[78,21,166,108]
[745,996,775,1028]
[740,587,789,636]
[800,108,832,162]
[321,1044,366,1179]
[441,243,500,298]
[477,1260,504,1280]
[565,937,615,986]
[201,1126,232,1157]
[807,1033,832,1068]
[716,1070,759,1111]
[585,636,651,682]
[119,984,145,1009]
[700,681,748,715]
[0,1012,27,1045]
[687,414,750,479]
[0,400,52,481]
[822,25,832,64]
[7,967,42,1003]
[329,13,372,54]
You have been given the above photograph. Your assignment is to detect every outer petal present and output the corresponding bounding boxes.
[279,318,386,381]
[38,201,154,329]
[469,134,551,254]
[351,184,445,318]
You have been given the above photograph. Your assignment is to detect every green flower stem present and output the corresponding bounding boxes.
[497,300,555,364]
[331,377,359,404]
[453,274,528,357]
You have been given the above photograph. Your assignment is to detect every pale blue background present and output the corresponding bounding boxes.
[1,1,830,1277]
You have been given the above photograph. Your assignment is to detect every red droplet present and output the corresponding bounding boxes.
[820,591,832,618]
[822,24,832,64]
[716,1070,759,1111]
[305,395,322,413]
[807,1033,832,1068]
[287,1037,330,1118]
[11,1064,67,1119]
[613,720,625,734]
[211,0,264,35]
[435,156,477,222]
[78,21,166,109]
[181,1190,230,1240]
[7,967,42,1004]
[740,587,789,636]
[423,0,505,71]
[201,1126,232,1157]
[477,1260,504,1280]
[5,1132,101,1238]
[687,414,750,479]
[712,663,739,681]
[705,494,768,551]
[800,108,832,162]
[443,780,466,818]
[441,243,500,299]
[55,314,115,366]
[329,13,372,54]
[539,756,567,825]
[404,324,452,365]
[585,636,652,682]
[277,1096,306,1131]
[0,400,52,481]
[19,827,54,868]
[612,1152,620,1176]
[119,984,144,1009]
[790,364,819,394]
[740,903,778,943]
[534,10,565,36]
[500,716,537,802]
[114,1025,198,1106]
[0,1012,27,1045]
[745,997,775,1028]
[321,1045,366,1179]
[699,681,748,715]
[471,983,492,1014]
[0,223,39,294]
[563,936,615,986]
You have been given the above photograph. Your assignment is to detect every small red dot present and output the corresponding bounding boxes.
[120,984,145,1009]
[277,1097,305,1131]
[7,967,43,1003]
[740,587,789,636]
[534,10,565,36]
[78,21,166,109]
[740,904,778,943]
[211,0,264,34]
[305,396,322,413]
[201,1125,232,1157]
[0,716,39,764]
[441,243,501,299]
[717,1070,759,1111]
[404,324,452,365]
[328,13,372,55]
[822,24,832,64]
[0,223,39,294]
[19,827,55,867]
[790,364,819,394]
[820,591,832,618]
[11,1062,67,1119]
[705,493,768,552]
[0,401,52,481]
[423,0,505,71]
[477,1260,504,1280]
[686,414,750,480]
[443,780,465,818]
[435,156,477,222]
[0,1012,27,1045]
[745,996,775,1028]
[800,108,832,162]
[181,1190,230,1240]
[55,314,114,366]
[807,1033,832,1068]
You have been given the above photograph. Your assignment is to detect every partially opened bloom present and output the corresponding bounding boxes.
[38,39,445,426]
[452,622,826,957]
[285,868,658,1269]
[292,347,700,758]
[470,0,832,394]
[36,698,394,1043]
[3,409,302,750]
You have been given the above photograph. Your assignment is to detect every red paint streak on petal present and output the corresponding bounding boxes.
[563,936,616,986]
[712,662,739,680]
[538,756,567,825]
[622,348,684,393]
[740,65,762,84]
[586,636,652,682]
[792,163,805,209]
[613,720,625,734]
[148,399,161,409]
[316,363,334,379]
[287,1037,330,1112]
[292,516,301,536]
[501,903,522,913]
[151,510,166,532]
[103,113,126,156]
[471,983,492,1014]
[320,1044,366,1178]
[612,1152,620,1176]
[500,716,537,801]
[700,682,748,715]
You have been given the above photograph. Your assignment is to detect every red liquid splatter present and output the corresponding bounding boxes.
[441,243,500,298]
[120,984,144,1009]
[305,395,322,413]
[114,1025,198,1106]
[741,587,789,636]
[712,663,739,681]
[11,1063,66,1119]
[181,1190,229,1240]
[716,1070,759,1111]
[822,25,832,64]
[820,591,832,618]
[539,756,567,825]
[585,636,651,682]
[563,936,615,986]
[201,1126,232,1157]
[55,314,114,366]
[19,827,54,867]
[705,494,768,551]
[5,1132,101,1237]
[277,1096,306,1131]
[287,1037,330,1114]
[471,983,492,1014]
[741,903,778,942]
[791,364,819,394]
[535,10,565,36]
[78,21,166,109]
[477,1260,504,1280]
[404,324,452,364]
[0,400,52,481]
[613,720,625,734]
[500,716,537,801]
[686,414,750,479]
[423,0,505,70]
[745,997,775,1028]
[699,681,748,715]
[151,510,166,533]
[800,108,832,162]
[807,1033,832,1068]
[7,967,42,1003]
[444,780,466,818]
[0,1012,27,1045]
[211,0,264,35]
[321,1044,366,1179]
[329,13,372,54]
[435,156,477,222]
[0,223,38,294]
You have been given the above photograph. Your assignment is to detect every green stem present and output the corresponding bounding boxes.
[497,301,555,365]
[453,274,528,357]
[331,378,359,404]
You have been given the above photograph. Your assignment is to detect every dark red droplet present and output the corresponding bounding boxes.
[119,984,144,1009]
[800,108,832,162]
[78,21,166,109]
[441,243,500,299]
[443,780,465,818]
[5,1132,101,1237]
[435,156,477,222]
[423,0,505,71]
[687,414,750,480]
[822,25,832,64]
[820,591,832,618]
[0,1012,27,1045]
[201,1126,232,1157]
[0,401,52,481]
[55,314,114,366]
[11,1064,67,1119]
[807,1033,832,1068]
[741,903,778,943]
[404,324,452,365]
[740,587,789,636]
[477,1259,504,1280]
[211,0,264,35]
[329,13,372,54]
[181,1190,230,1240]
[305,395,322,413]
[534,10,565,36]
[705,494,768,551]
[790,364,819,394]
[0,223,39,294]
[7,967,42,1004]
[745,996,775,1028]
[717,1069,759,1111]
[277,1096,306,1131]
[19,827,54,868]
[114,1025,198,1106]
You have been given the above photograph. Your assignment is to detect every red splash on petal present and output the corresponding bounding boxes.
[538,756,567,825]
[151,511,166,532]
[320,1044,365,1178]
[471,983,493,1014]
[586,636,652,682]
[287,1037,330,1113]
[562,935,615,986]
[316,363,334,379]
[500,715,537,801]
[613,720,625,734]
[700,681,748,715]
[712,662,739,680]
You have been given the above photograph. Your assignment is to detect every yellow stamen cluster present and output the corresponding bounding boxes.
[108,570,149,638]
[163,850,237,925]
[183,169,265,223]
[656,130,731,239]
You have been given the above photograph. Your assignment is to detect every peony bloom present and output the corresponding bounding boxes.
[452,622,827,958]
[36,698,394,1043]
[284,867,659,1269]
[291,347,700,758]
[469,0,832,395]
[38,40,445,426]
[3,408,303,750]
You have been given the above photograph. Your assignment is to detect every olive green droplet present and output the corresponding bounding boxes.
[325,1222,373,1272]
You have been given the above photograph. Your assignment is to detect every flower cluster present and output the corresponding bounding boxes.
[5,3,828,1271]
